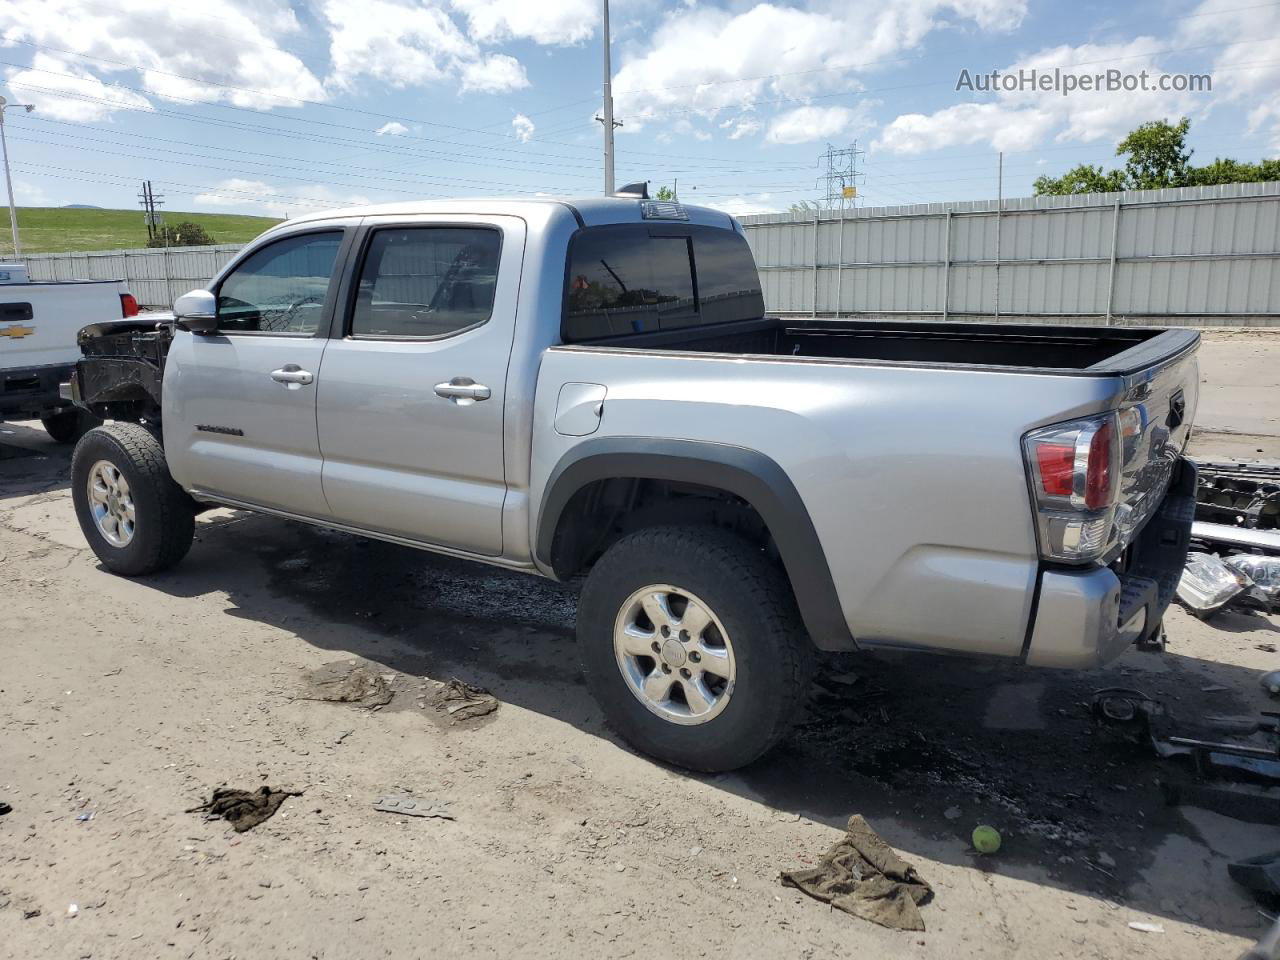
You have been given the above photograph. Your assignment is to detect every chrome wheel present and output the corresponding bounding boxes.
[87,460,136,547]
[613,584,736,725]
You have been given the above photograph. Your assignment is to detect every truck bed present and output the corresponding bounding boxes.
[584,317,1197,375]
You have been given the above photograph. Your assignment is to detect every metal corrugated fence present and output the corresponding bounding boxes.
[20,244,244,308]
[738,181,1280,325]
[18,181,1280,323]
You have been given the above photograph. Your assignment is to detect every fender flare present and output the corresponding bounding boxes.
[535,437,855,651]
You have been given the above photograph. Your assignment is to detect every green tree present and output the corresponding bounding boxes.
[1033,117,1280,196]
[1116,117,1192,189]
[654,185,676,201]
[148,221,215,247]
[1033,164,1128,196]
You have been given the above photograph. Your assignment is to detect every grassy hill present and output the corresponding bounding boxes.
[7,207,282,254]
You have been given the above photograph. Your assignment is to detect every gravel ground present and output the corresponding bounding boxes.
[1,331,1278,959]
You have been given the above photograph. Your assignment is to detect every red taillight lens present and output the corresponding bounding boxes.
[120,293,139,317]
[1084,419,1113,510]
[1035,443,1075,497]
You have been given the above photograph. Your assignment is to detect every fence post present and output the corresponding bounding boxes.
[942,210,952,323]
[834,210,844,319]
[1105,198,1121,325]
[811,210,819,318]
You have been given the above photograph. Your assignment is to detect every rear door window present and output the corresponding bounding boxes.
[349,227,501,339]
[564,229,696,340]
[562,224,763,342]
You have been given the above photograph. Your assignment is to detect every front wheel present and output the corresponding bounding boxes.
[71,423,195,576]
[576,526,814,772]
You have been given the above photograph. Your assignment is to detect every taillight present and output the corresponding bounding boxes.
[1083,419,1113,510]
[1023,413,1119,562]
[120,293,139,317]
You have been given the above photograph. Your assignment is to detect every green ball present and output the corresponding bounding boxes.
[972,825,1001,854]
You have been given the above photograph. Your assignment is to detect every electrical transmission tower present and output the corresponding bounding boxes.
[819,142,863,210]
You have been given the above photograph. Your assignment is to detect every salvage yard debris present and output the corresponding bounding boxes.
[1177,552,1272,617]
[433,678,499,722]
[186,786,303,832]
[781,815,933,932]
[297,661,394,707]
[372,796,455,820]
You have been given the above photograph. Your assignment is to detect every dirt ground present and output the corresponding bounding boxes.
[2,330,1278,959]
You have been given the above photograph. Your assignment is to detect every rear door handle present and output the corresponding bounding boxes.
[434,378,491,403]
[271,365,314,389]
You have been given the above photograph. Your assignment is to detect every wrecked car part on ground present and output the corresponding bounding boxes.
[1177,552,1273,617]
[1193,460,1280,531]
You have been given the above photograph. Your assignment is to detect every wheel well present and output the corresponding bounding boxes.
[547,477,776,580]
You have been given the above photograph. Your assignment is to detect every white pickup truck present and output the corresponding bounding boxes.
[0,262,136,441]
[65,194,1200,771]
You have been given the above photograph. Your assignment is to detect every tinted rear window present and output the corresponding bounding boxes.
[563,224,763,342]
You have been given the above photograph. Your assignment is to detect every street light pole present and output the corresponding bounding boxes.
[0,97,34,258]
[601,0,615,196]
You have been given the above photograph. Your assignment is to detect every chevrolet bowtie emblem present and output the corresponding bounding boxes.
[0,324,34,339]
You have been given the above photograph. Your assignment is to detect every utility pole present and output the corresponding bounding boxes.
[138,180,165,245]
[600,0,616,196]
[0,96,35,258]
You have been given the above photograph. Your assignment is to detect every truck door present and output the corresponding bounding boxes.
[315,216,525,556]
[162,228,350,518]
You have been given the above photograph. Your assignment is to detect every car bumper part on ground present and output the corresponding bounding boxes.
[1026,458,1197,668]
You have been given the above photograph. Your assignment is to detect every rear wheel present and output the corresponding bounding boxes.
[577,526,813,772]
[71,423,195,576]
[41,408,99,444]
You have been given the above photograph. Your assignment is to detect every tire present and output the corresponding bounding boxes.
[577,526,814,772]
[41,408,100,444]
[71,423,195,576]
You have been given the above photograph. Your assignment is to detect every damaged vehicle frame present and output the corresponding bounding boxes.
[66,196,1200,772]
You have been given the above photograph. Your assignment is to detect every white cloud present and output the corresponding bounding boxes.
[375,121,409,136]
[511,113,535,142]
[766,105,861,144]
[6,53,154,122]
[322,0,533,96]
[0,0,326,110]
[323,0,474,90]
[873,38,1195,155]
[720,116,761,140]
[449,0,596,46]
[706,194,782,217]
[612,0,1027,134]
[192,178,371,218]
[1177,0,1280,150]
[459,53,528,93]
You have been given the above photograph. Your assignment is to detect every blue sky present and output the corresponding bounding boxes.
[1,0,1275,218]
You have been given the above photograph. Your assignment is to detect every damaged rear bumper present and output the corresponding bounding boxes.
[1025,458,1196,668]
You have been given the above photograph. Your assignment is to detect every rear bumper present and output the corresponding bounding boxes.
[1025,457,1197,668]
[0,362,75,420]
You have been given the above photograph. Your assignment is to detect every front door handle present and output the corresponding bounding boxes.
[271,365,314,389]
[434,378,491,404]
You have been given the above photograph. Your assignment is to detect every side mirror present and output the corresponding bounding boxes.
[173,289,218,334]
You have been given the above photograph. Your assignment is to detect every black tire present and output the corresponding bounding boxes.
[41,408,100,444]
[71,423,195,576]
[577,526,814,772]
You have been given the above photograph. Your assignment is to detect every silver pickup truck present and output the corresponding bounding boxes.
[67,195,1200,771]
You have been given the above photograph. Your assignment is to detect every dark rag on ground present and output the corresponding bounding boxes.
[186,786,302,832]
[781,814,933,931]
